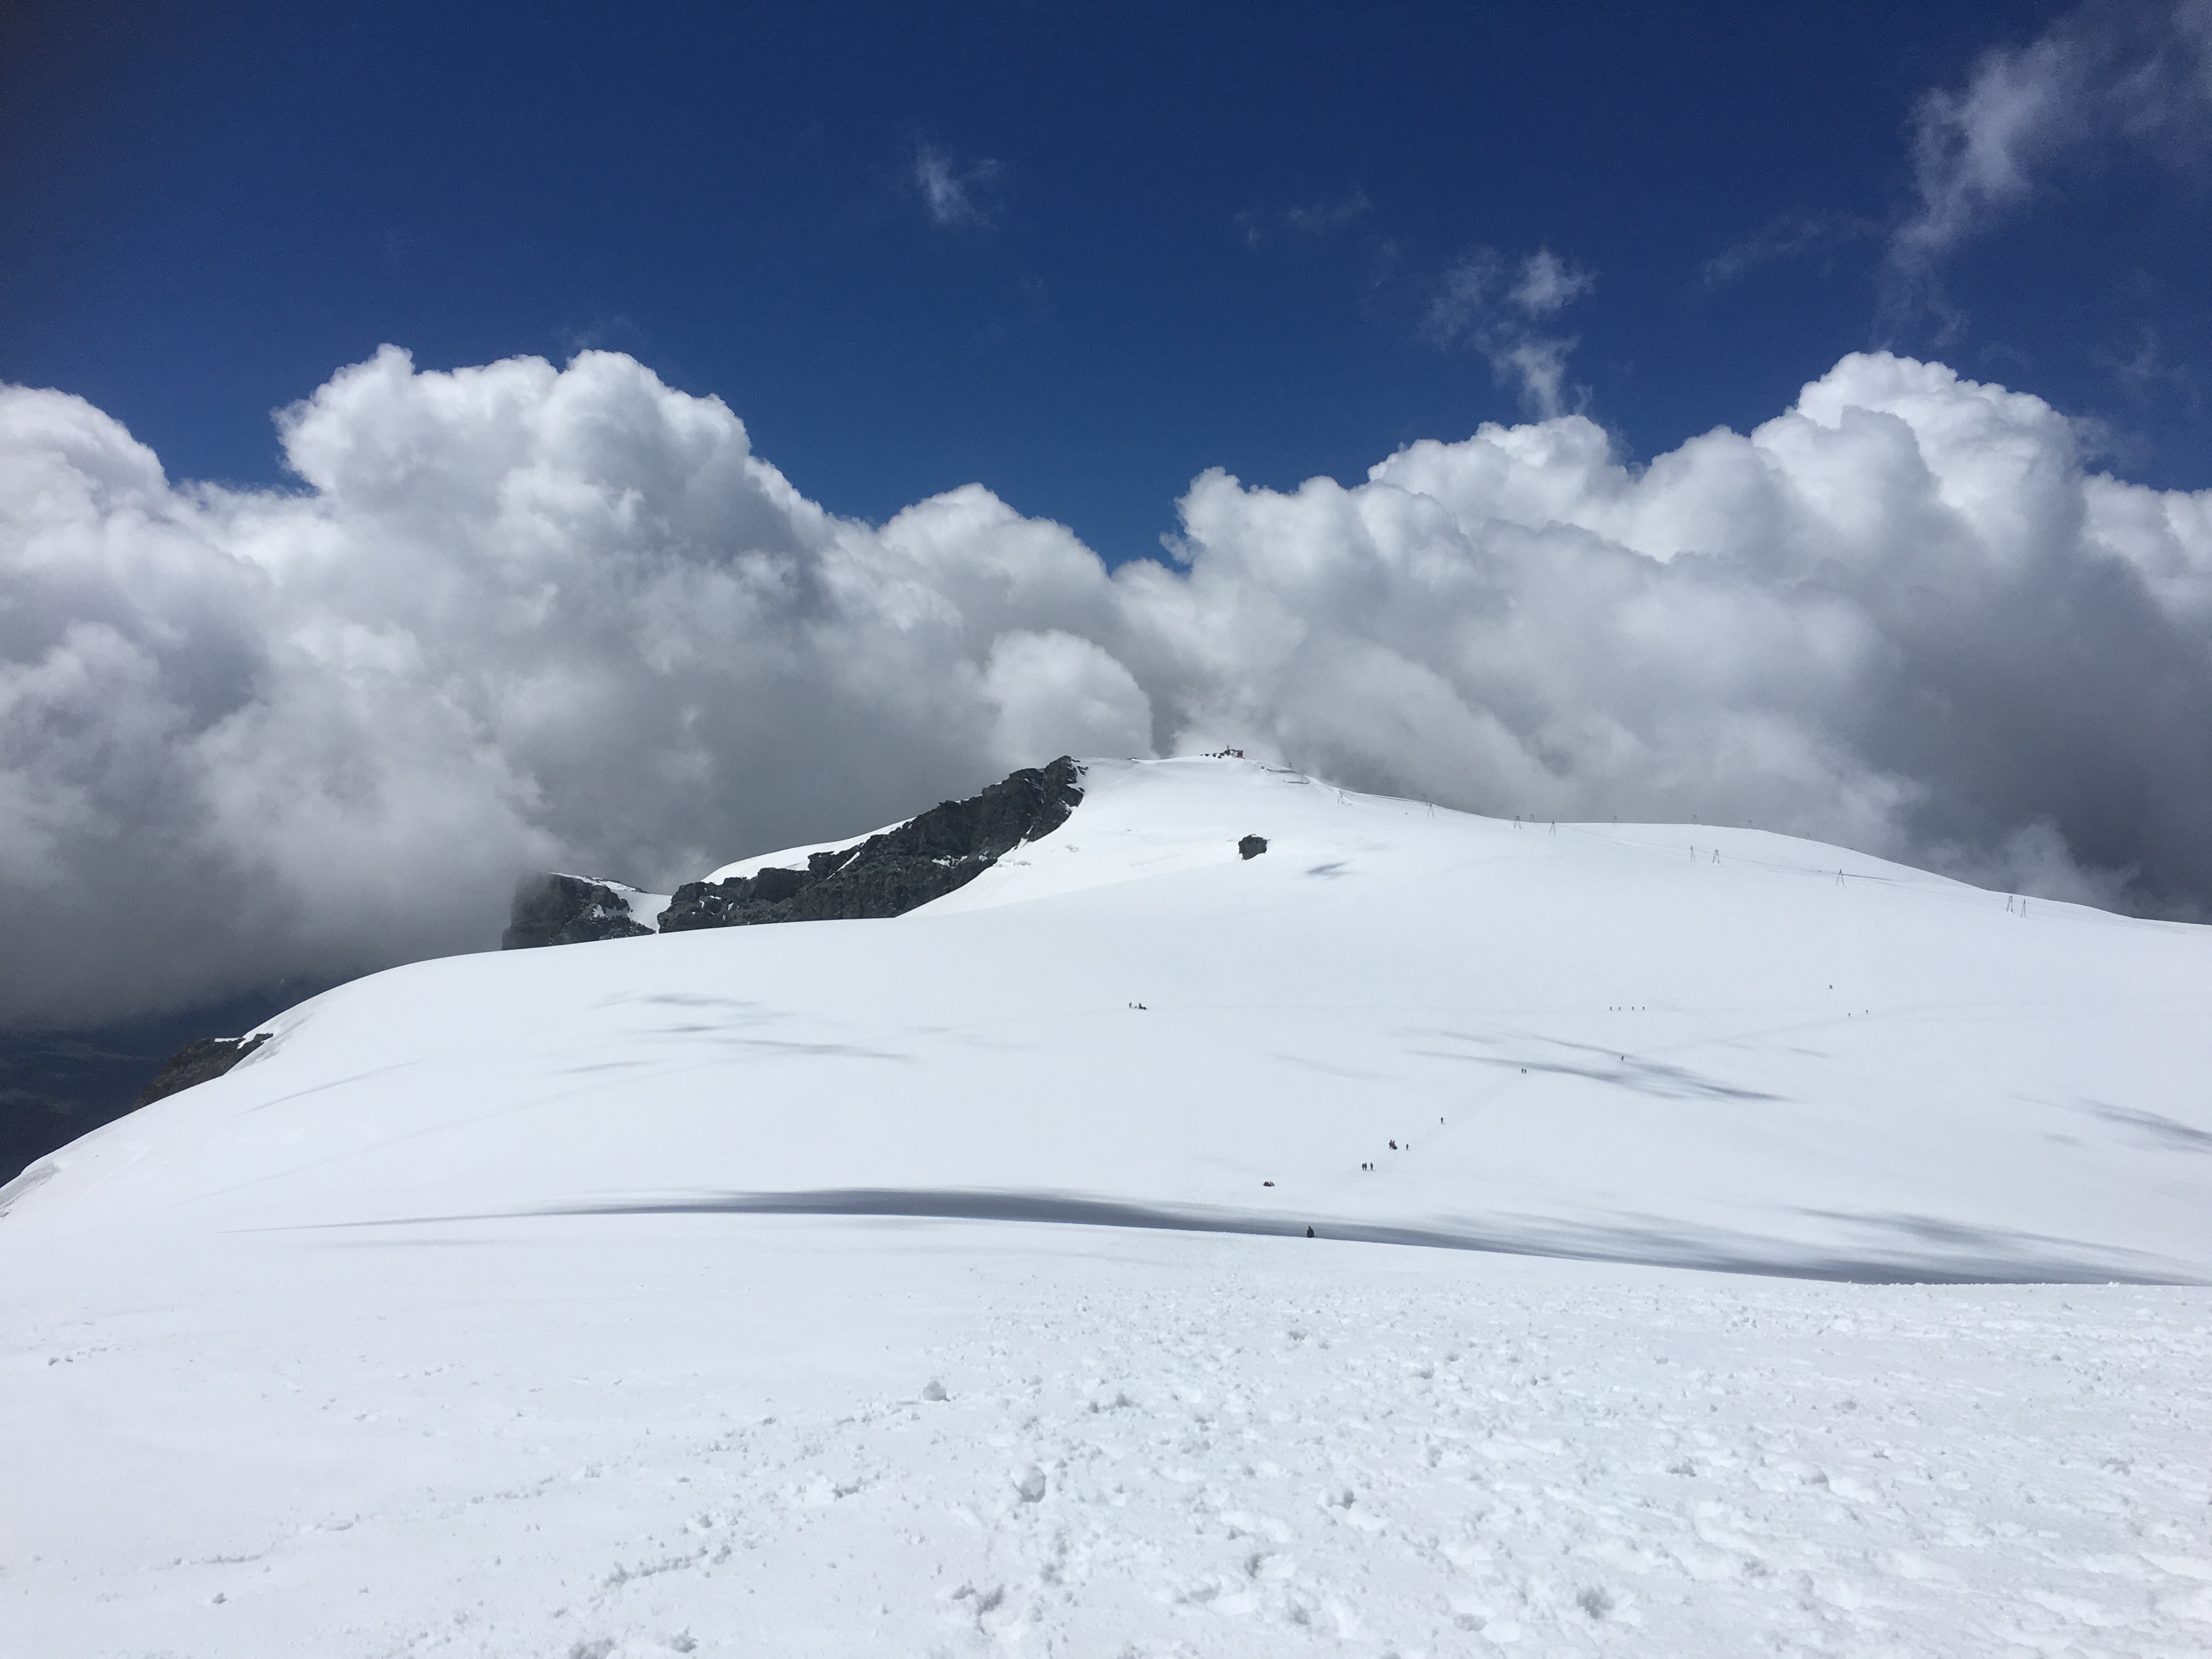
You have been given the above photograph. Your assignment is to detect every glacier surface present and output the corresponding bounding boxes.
[5,757,2209,1655]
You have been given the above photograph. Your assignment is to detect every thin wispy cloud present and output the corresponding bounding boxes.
[1886,0,2212,333]
[1703,210,1877,287]
[1235,190,1373,246]
[1283,190,1373,235]
[1426,246,1596,416]
[1506,247,1597,316]
[913,143,1003,227]
[2104,323,2204,409]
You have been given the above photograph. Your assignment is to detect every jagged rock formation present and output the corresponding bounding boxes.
[659,757,1085,933]
[1239,835,1268,859]
[502,874,657,950]
[653,862,820,930]
[132,1034,270,1109]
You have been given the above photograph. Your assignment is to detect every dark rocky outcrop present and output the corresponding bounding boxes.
[501,874,657,950]
[654,861,820,930]
[659,756,1085,933]
[1239,834,1268,859]
[132,1033,270,1109]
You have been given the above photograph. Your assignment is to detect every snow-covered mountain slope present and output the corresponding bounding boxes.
[7,756,2211,1658]
[8,755,2208,1280]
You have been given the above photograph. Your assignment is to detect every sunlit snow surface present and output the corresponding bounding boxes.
[5,757,2210,1655]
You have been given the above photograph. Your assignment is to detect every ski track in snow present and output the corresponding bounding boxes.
[5,1216,2210,1658]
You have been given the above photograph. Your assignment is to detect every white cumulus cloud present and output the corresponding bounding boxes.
[3,344,2210,1028]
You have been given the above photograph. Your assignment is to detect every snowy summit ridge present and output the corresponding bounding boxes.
[20,753,2210,1284]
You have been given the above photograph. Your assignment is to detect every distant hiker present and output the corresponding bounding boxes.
[1306,1226,1314,1238]
[1389,1139,1397,1149]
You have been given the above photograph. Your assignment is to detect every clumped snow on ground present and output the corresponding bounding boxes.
[3,757,2209,1655]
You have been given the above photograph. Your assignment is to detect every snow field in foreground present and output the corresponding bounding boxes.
[4,1215,2209,1659]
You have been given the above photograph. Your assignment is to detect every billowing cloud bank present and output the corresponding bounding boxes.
[4,346,2210,1027]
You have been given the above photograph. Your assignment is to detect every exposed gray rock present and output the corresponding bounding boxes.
[132,1034,270,1109]
[653,860,820,931]
[1239,834,1268,859]
[501,874,657,950]
[659,757,1085,933]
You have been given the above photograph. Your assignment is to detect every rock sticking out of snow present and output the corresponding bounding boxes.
[129,1032,270,1109]
[501,873,657,950]
[656,757,1084,933]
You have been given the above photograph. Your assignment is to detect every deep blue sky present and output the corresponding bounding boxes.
[4,0,2202,566]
